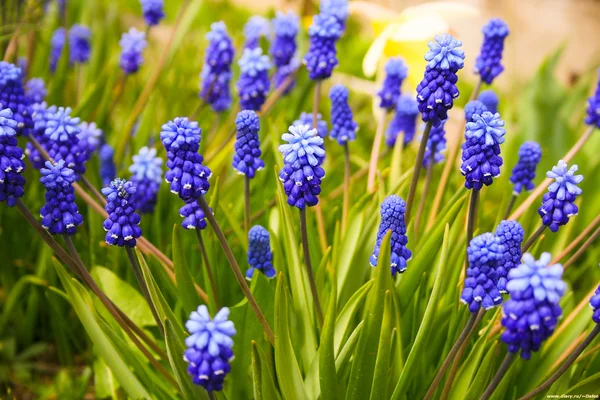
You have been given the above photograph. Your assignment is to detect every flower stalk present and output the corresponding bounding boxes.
[300,207,324,328]
[342,143,351,232]
[481,352,516,400]
[405,121,432,222]
[522,225,547,253]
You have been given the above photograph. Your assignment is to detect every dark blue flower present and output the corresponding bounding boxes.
[386,94,418,147]
[26,103,55,169]
[304,13,342,81]
[69,24,91,64]
[246,225,275,279]
[77,121,103,155]
[179,199,208,230]
[0,62,32,136]
[474,19,509,84]
[510,142,542,195]
[129,146,162,214]
[237,48,271,111]
[501,253,565,359]
[273,57,300,96]
[119,28,147,75]
[99,144,117,186]
[271,11,299,67]
[42,106,89,176]
[293,112,328,138]
[40,160,83,235]
[185,306,236,392]
[244,16,270,49]
[0,106,25,207]
[378,57,408,110]
[478,89,499,113]
[590,285,600,324]
[464,100,488,122]
[494,220,524,293]
[538,160,583,232]
[25,78,47,104]
[160,117,201,152]
[423,119,447,167]
[585,69,600,129]
[200,22,234,113]
[101,178,142,247]
[461,233,504,312]
[424,34,465,71]
[329,84,357,145]
[320,0,349,28]
[233,110,264,178]
[278,124,326,209]
[140,0,165,26]
[50,28,66,72]
[369,195,411,276]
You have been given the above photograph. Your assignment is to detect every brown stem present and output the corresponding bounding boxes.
[564,225,600,269]
[553,213,600,265]
[299,208,324,328]
[504,194,517,221]
[522,225,547,253]
[405,121,433,223]
[481,352,517,400]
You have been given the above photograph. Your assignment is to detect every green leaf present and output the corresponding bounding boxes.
[465,341,499,399]
[251,341,281,400]
[93,357,119,399]
[320,272,339,400]
[0,275,48,335]
[172,225,203,315]
[370,291,394,400]
[334,279,373,355]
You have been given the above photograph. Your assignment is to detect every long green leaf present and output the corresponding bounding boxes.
[172,225,203,315]
[370,291,394,400]
[251,341,281,400]
[320,271,339,400]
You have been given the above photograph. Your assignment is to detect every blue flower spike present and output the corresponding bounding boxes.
[0,105,26,207]
[271,12,299,68]
[69,24,91,64]
[129,146,163,214]
[50,28,66,73]
[494,220,525,293]
[378,57,408,110]
[179,199,208,230]
[244,16,270,49]
[590,285,600,324]
[501,253,566,359]
[200,22,235,113]
[77,121,103,155]
[293,112,328,138]
[320,0,349,29]
[140,0,165,27]
[0,62,33,135]
[185,306,236,392]
[474,19,509,84]
[233,110,264,178]
[585,68,600,129]
[423,119,447,168]
[99,144,117,186]
[40,160,83,235]
[538,160,583,232]
[329,84,357,145]
[478,89,499,113]
[510,142,542,195]
[237,48,271,111]
[119,28,147,75]
[370,195,412,276]
[26,78,47,105]
[386,95,418,147]
[246,225,275,279]
[101,178,143,247]
[304,13,342,81]
[464,100,488,123]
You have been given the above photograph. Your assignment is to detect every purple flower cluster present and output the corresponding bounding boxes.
[370,195,411,276]
[329,84,357,145]
[478,89,499,113]
[50,28,66,72]
[232,110,264,178]
[200,22,234,113]
[304,13,342,81]
[590,285,600,324]
[69,24,91,64]
[293,112,328,138]
[538,160,583,232]
[474,19,509,84]
[278,124,326,209]
[77,121,103,155]
[271,12,299,67]
[129,146,163,214]
[243,16,270,49]
[585,69,600,129]
[386,95,418,147]
[494,220,524,293]
[0,62,32,135]
[423,119,447,168]
[0,106,25,207]
[501,253,566,359]
[237,48,271,111]
[464,100,487,122]
[101,178,143,247]
[185,306,236,392]
[25,78,47,105]
[510,141,542,195]
[99,143,117,186]
[179,199,208,230]
[246,225,275,279]
[119,28,147,75]
[40,160,83,235]
[140,0,165,27]
[273,58,300,95]
[320,0,349,29]
[43,106,89,176]
[378,57,408,110]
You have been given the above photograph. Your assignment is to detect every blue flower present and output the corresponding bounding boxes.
[50,28,66,72]
[185,306,236,392]
[246,225,275,279]
[590,285,600,324]
[129,146,163,214]
[278,124,326,209]
[0,62,32,135]
[44,106,81,143]
[416,68,459,127]
[510,142,542,195]
[40,160,83,235]
[478,89,499,113]
[119,28,147,75]
[329,84,357,145]
[304,13,342,81]
[200,22,234,113]
[160,117,201,152]
[494,220,524,293]
[464,100,488,122]
[101,178,143,247]
[293,112,328,139]
[271,12,299,67]
[378,57,408,110]
[474,19,509,84]
[0,106,25,207]
[237,48,271,111]
[26,78,47,104]
[179,199,208,230]
[538,160,583,232]
[386,95,418,147]
[320,0,349,28]
[501,253,565,359]
[585,69,600,129]
[26,103,54,169]
[233,110,264,178]
[77,121,103,155]
[465,111,505,147]
[273,57,300,96]
[0,106,18,137]
[424,34,465,71]
[244,16,271,49]
[140,0,165,26]
[370,195,411,276]
[423,119,447,167]
[99,143,117,186]
[461,233,504,312]
[69,24,91,64]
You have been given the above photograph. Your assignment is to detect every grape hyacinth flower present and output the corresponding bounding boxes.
[273,57,300,95]
[538,160,583,232]
[50,28,66,72]
[179,199,208,230]
[243,16,270,49]
[232,110,264,178]
[40,160,83,235]
[0,106,25,207]
[17,57,27,77]
[293,112,328,138]
[464,100,488,123]
[43,107,89,176]
[77,121,103,155]
[386,95,418,147]
[461,233,504,312]
[26,78,47,104]
[200,22,234,113]
[304,13,342,81]
[423,119,447,167]
[329,84,357,145]
[278,124,325,209]
[590,285,600,324]
[510,142,542,195]
[119,28,147,75]
[69,24,91,64]
[237,48,271,111]
[0,62,33,135]
[26,103,54,169]
[246,225,275,279]
[495,220,525,293]
[585,69,600,128]
[416,34,465,127]
[271,12,299,68]
[140,0,165,27]
[99,144,117,186]
[370,195,411,276]
[460,111,505,190]
[474,19,509,85]
[501,253,566,359]
[478,89,499,113]
[129,146,163,214]
[184,306,236,391]
[378,57,408,110]
[101,178,142,247]
[320,0,349,29]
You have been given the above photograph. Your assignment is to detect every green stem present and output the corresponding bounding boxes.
[466,190,480,252]
[299,208,324,329]
[522,224,547,253]
[481,352,516,400]
[195,228,220,308]
[405,121,433,223]
[415,151,434,237]
[341,143,351,233]
[244,175,251,234]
